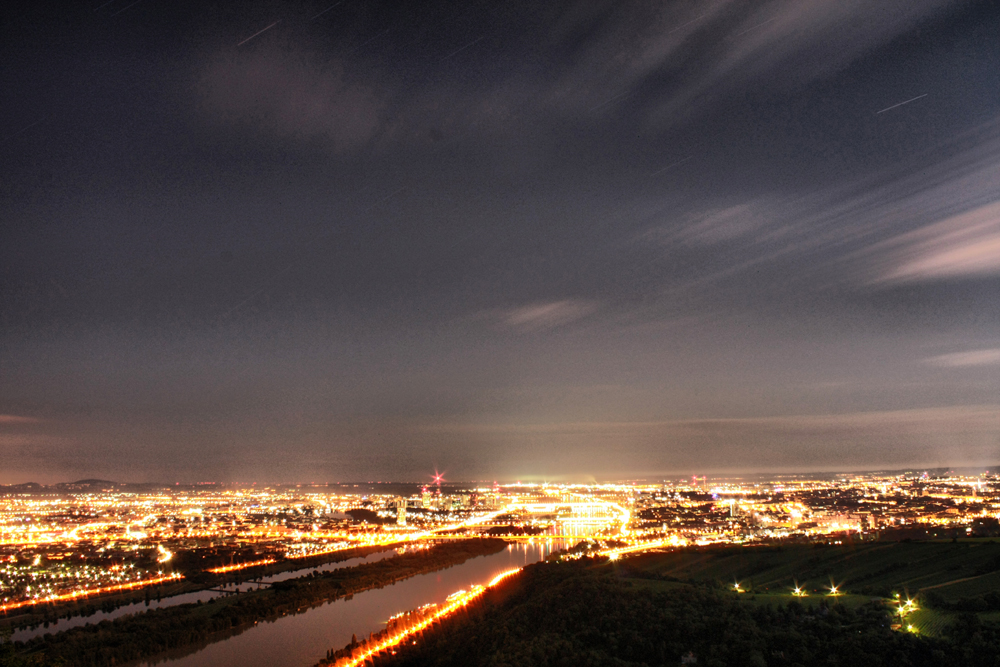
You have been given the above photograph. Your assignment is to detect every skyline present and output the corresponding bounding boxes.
[3,463,1000,488]
[2,1,1000,483]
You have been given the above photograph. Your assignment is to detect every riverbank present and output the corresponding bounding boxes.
[16,539,507,667]
[0,542,409,637]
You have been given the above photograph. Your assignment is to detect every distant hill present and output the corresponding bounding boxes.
[0,479,215,494]
[0,482,44,492]
[55,479,120,490]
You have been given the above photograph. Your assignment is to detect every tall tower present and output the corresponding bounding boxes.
[397,503,407,527]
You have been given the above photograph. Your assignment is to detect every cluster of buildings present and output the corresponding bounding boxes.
[1,469,996,611]
[631,470,1000,544]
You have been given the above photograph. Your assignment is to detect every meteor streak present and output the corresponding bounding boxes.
[238,20,281,47]
[876,94,928,115]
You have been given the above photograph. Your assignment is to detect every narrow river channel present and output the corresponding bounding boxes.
[137,540,569,667]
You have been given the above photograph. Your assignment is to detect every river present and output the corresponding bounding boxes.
[137,539,569,667]
[12,547,407,642]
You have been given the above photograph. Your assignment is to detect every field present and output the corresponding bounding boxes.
[624,539,1000,598]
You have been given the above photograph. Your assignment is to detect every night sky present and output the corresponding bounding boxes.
[2,1,999,484]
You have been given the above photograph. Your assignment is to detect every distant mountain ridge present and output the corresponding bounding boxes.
[0,482,44,491]
[0,479,164,494]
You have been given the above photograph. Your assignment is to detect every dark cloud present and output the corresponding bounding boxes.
[411,404,1000,477]
[1,0,999,482]
[198,51,384,148]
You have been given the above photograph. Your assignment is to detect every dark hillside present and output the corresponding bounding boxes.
[384,542,1000,667]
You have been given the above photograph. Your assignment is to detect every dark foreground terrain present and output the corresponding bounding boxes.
[384,540,1000,667]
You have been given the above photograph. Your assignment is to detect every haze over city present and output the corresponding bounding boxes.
[2,0,1000,484]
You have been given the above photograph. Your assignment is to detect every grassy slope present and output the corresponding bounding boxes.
[626,540,1000,598]
[624,540,1000,638]
[385,558,956,667]
[376,543,1000,667]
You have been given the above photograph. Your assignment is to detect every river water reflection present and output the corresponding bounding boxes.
[140,540,569,667]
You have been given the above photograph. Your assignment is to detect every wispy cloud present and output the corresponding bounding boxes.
[373,1,955,150]
[0,415,39,425]
[417,405,1000,434]
[501,300,598,331]
[803,121,1000,287]
[633,117,1000,297]
[674,200,778,245]
[542,0,952,128]
[925,349,1000,368]
[876,200,1000,282]
[408,405,1000,473]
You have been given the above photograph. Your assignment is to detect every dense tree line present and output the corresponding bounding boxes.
[384,558,1000,667]
[11,539,506,667]
[923,589,1000,613]
[1,628,46,667]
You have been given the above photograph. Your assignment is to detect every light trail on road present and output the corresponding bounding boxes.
[329,568,522,667]
[207,559,276,574]
[0,573,183,613]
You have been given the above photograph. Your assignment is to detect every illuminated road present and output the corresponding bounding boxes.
[207,559,277,574]
[333,536,676,666]
[330,568,522,667]
[0,573,183,613]
[601,536,683,559]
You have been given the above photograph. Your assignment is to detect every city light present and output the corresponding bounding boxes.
[0,471,995,627]
[207,558,277,574]
[330,567,523,667]
[0,573,182,613]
